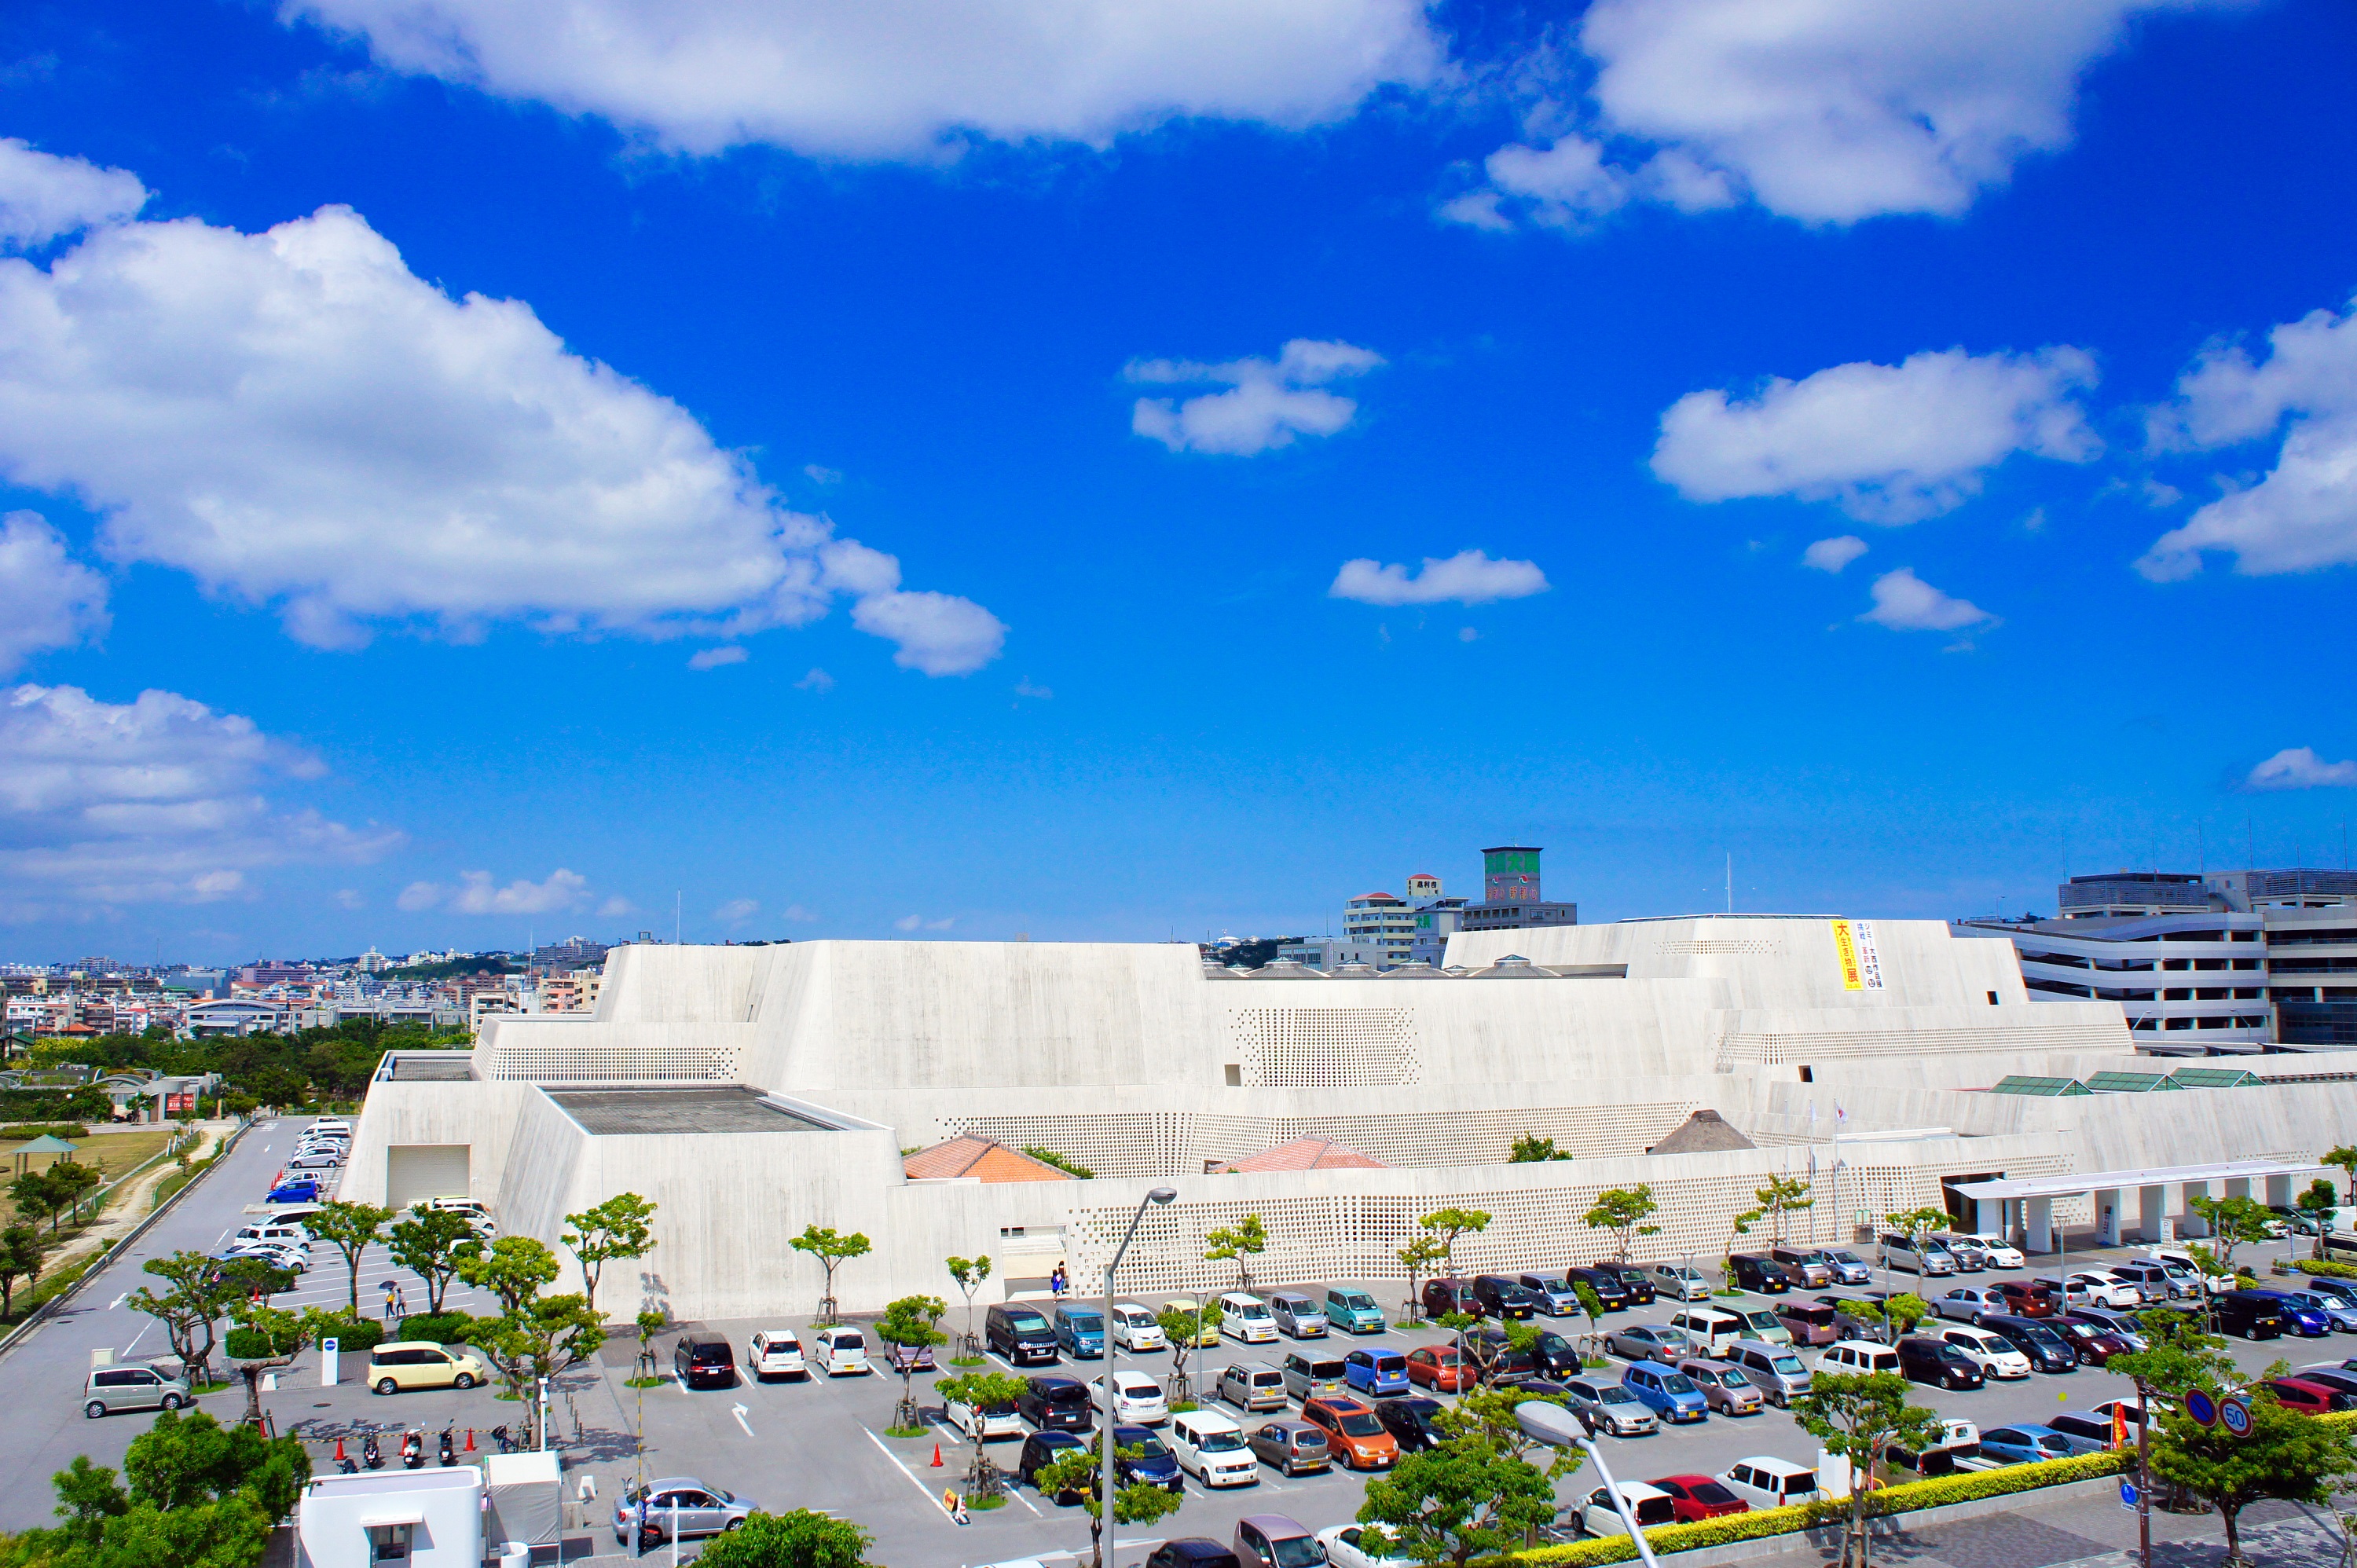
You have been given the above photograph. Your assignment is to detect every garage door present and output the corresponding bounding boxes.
[386,1145,471,1212]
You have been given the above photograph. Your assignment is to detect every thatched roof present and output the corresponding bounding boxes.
[1645,1109,1755,1156]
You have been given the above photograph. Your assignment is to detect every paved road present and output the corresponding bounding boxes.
[0,1116,494,1531]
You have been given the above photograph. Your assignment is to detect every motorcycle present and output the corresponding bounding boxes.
[400,1430,423,1469]
[437,1425,455,1467]
[361,1430,383,1471]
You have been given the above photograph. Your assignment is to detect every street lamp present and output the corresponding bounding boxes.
[1574,1436,1662,1568]
[1101,1186,1176,1568]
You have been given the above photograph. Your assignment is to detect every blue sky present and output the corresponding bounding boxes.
[2,0,2355,962]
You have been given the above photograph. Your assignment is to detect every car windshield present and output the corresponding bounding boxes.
[1531,1277,1567,1291]
[1721,1367,1754,1387]
[1336,1412,1384,1436]
[1538,1333,1571,1354]
[1065,1311,1102,1330]
[1008,1313,1049,1332]
[1741,1311,1779,1328]
[1828,1251,1860,1265]
[1662,1374,1697,1394]
[1598,1388,1636,1404]
[1270,1539,1323,1568]
[1198,1431,1247,1452]
[1770,1356,1805,1375]
[1337,1292,1374,1309]
[2022,1327,2069,1352]
[1127,1436,1171,1458]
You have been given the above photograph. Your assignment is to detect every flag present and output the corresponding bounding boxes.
[2112,1405,2128,1449]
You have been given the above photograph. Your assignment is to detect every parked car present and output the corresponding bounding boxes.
[1878,1234,1956,1277]
[1420,1278,1483,1321]
[1472,1276,1539,1320]
[1728,1306,1794,1346]
[1146,1543,1244,1568]
[1299,1396,1398,1470]
[812,1326,871,1376]
[1019,1376,1096,1433]
[1170,1411,1259,1488]
[266,1179,320,1204]
[2047,1410,2132,1449]
[1665,1307,1746,1356]
[1606,1323,1691,1365]
[1777,1302,1844,1346]
[1404,1345,1470,1393]
[1947,1232,2025,1269]
[1111,1302,1168,1352]
[1249,1420,1329,1476]
[1932,1286,2010,1324]
[1936,1325,2033,1380]
[1561,1377,1659,1437]
[2303,1277,2357,1310]
[1676,1358,1764,1416]
[1528,1329,1582,1377]
[1622,1363,1709,1423]
[1165,1299,1225,1348]
[1716,1456,1820,1511]
[1726,1255,1791,1295]
[1094,1371,1169,1426]
[1054,1305,1107,1358]
[2065,1308,2150,1350]
[1607,1266,1658,1306]
[944,1383,1025,1441]
[1374,1395,1444,1453]
[1268,1291,1328,1339]
[987,1303,1061,1365]
[1217,1362,1288,1413]
[746,1329,805,1379]
[1018,1430,1089,1497]
[1820,1250,1875,1285]
[1463,1327,1536,1383]
[1995,1282,2059,1318]
[2273,1289,2357,1332]
[1897,1337,1985,1390]
[1768,1248,1833,1288]
[670,1335,736,1390]
[82,1364,190,1420]
[1325,1287,1387,1335]
[1565,1266,1632,1310]
[1815,1342,1901,1378]
[2247,1291,2336,1337]
[1649,1475,1749,1522]
[2106,1261,2184,1302]
[1651,1263,1714,1301]
[1281,1353,1348,1403]
[1318,1525,1417,1568]
[882,1338,933,1376]
[2057,1272,2145,1310]
[613,1478,755,1548]
[1344,1349,1409,1398]
[2022,1276,2093,1310]
[1233,1515,1325,1568]
[1219,1292,1280,1345]
[1930,1234,1991,1272]
[2215,1290,2289,1341]
[2290,1368,2357,1403]
[1517,1273,1581,1316]
[2049,1318,2128,1366]
[1978,1424,2102,1464]
[1575,1482,1677,1537]
[1722,1341,1813,1406]
[1980,1314,2080,1373]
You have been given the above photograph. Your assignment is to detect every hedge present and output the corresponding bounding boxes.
[394,1311,482,1345]
[313,1316,384,1353]
[1497,1452,2129,1566]
[2304,1260,2357,1280]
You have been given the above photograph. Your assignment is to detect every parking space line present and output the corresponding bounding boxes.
[861,1427,948,1508]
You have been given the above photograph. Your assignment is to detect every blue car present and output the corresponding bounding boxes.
[1054,1306,1106,1359]
[1109,1425,1182,1493]
[1978,1424,2103,1464]
[1344,1349,1409,1397]
[2277,1290,2357,1332]
[266,1181,319,1203]
[1620,1362,1709,1423]
[2253,1291,2336,1337]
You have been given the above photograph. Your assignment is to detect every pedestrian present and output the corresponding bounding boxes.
[393,1284,409,1320]
[379,1280,396,1322]
[1050,1263,1066,1299]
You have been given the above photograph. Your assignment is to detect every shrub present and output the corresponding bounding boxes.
[394,1312,479,1344]
[0,1123,89,1140]
[2304,1260,2357,1280]
[313,1316,383,1353]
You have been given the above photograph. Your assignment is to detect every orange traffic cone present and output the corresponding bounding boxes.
[929,1442,944,1467]
[334,1439,346,1463]
[464,1429,475,1453]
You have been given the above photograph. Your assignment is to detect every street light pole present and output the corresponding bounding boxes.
[1574,1436,1662,1568]
[1102,1186,1176,1568]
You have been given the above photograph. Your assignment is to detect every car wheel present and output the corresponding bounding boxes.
[724,1519,744,1531]
[376,1378,398,1395]
[84,1401,105,1419]
[160,1394,185,1410]
[453,1373,475,1390]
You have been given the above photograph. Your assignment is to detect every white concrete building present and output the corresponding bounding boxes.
[343,916,2357,1323]
[296,1466,483,1568]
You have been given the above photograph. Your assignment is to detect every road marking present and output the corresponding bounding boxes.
[673,1373,690,1397]
[108,1293,126,1310]
[122,1321,153,1355]
[730,1402,754,1437]
[860,1427,945,1506]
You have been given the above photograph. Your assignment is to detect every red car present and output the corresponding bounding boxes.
[2269,1378,2357,1416]
[1649,1475,1749,1522]
[2051,1319,2127,1366]
[1404,1346,1472,1393]
[1420,1279,1483,1321]
[1996,1282,2058,1318]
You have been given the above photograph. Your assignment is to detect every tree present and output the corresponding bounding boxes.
[305,1200,393,1317]
[1571,1280,1608,1365]
[2326,1145,2357,1207]
[2150,1380,2357,1566]
[9,1168,64,1235]
[1022,1146,1095,1179]
[1789,1370,1945,1568]
[223,1301,306,1428]
[1155,1301,1222,1402]
[1884,1292,1930,1339]
[789,1225,871,1324]
[49,1162,103,1228]
[2187,1193,2278,1280]
[562,1192,658,1321]
[1397,1235,1447,1324]
[1417,1207,1492,1278]
[945,1255,991,1353]
[937,1369,1032,1494]
[1584,1186,1661,1263]
[1357,1387,1571,1566]
[691,1508,875,1568]
[456,1235,562,1320]
[1508,1133,1572,1163]
[2300,1179,2343,1258]
[386,1209,480,1316]
[2110,1306,2243,1531]
[125,1251,240,1390]
[1202,1214,1268,1291]
[0,1222,43,1317]
[1750,1174,1815,1245]
[875,1295,947,1428]
[18,1408,311,1568]
[472,1294,605,1446]
[1030,1442,1185,1568]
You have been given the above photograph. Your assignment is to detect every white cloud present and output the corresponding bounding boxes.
[895,913,955,932]
[1129,339,1382,456]
[796,668,836,694]
[1653,346,2099,521]
[1858,567,1996,632]
[334,888,364,910]
[0,683,397,918]
[851,591,1007,676]
[2139,295,2357,581]
[713,896,759,923]
[1457,626,1477,642]
[597,894,635,918]
[0,139,147,248]
[401,867,593,915]
[1802,535,1869,573]
[0,174,1000,674]
[1329,548,1549,606]
[780,903,820,922]
[0,511,108,674]
[1014,679,1053,700]
[802,464,842,485]
[687,647,748,670]
[2246,747,2357,791]
[287,0,1441,159]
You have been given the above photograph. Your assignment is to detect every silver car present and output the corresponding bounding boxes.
[1561,1376,1659,1437]
[1604,1324,1691,1365]
[82,1363,191,1420]
[1219,1361,1288,1413]
[1676,1358,1764,1416]
[615,1478,755,1548]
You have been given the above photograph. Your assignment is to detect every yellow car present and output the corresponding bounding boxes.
[368,1341,489,1395]
[1164,1298,1223,1348]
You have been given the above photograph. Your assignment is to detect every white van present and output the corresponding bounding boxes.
[1217,1291,1279,1345]
[1816,1343,1901,1377]
[1717,1456,1820,1511]
[235,1222,308,1246]
[1169,1409,1258,1488]
[748,1330,805,1379]
[812,1327,870,1376]
[1110,1303,1166,1352]
[1666,1307,1747,1355]
[1936,1326,2032,1380]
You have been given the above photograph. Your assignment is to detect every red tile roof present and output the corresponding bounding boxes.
[1208,1136,1388,1174]
[903,1134,1077,1184]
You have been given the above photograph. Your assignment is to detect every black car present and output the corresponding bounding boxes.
[672,1334,735,1390]
[1107,1425,1184,1493]
[986,1303,1061,1366]
[1727,1254,1791,1295]
[1607,1266,1656,1306]
[1565,1266,1631,1310]
[2215,1291,2287,1341]
[1980,1313,2080,1373]
[1017,1431,1087,1497]
[1897,1336,1985,1390]
[1146,1543,1242,1568]
[1018,1376,1096,1432]
[1472,1275,1539,1321]
[1374,1395,1444,1453]
[1462,1327,1534,1383]
[1421,1278,1483,1320]
[1528,1329,1582,1377]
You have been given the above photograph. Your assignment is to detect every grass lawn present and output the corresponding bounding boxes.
[0,1130,176,1226]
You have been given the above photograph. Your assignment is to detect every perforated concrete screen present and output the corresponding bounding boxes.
[1230,1008,1420,1087]
[480,1039,742,1083]
[1656,940,1787,957]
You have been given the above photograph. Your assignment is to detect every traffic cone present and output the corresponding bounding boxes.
[464,1430,475,1453]
[334,1439,346,1463]
[930,1442,943,1467]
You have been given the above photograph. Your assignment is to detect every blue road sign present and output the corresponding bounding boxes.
[2119,1480,2139,1511]
[2186,1389,2219,1427]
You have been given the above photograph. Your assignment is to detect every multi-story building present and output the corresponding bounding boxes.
[1274,937,1389,971]
[1456,844,1578,934]
[1341,890,1421,967]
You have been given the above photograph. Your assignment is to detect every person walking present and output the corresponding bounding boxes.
[1049,1263,1066,1299]
[380,1280,397,1323]
[392,1284,410,1320]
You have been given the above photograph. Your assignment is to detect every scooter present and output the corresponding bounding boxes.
[400,1430,423,1470]
[361,1430,383,1471]
[437,1425,455,1467]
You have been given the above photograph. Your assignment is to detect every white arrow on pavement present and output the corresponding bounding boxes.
[731,1403,754,1437]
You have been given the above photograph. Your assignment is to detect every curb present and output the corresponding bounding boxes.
[0,1116,255,1366]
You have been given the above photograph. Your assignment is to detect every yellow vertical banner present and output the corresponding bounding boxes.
[1831,918,1864,991]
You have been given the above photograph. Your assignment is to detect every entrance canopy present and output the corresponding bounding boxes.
[1949,1156,2319,1203]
